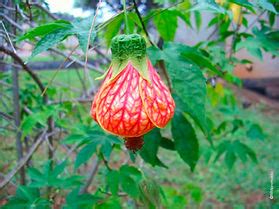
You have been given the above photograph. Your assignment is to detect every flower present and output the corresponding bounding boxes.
[91,34,175,151]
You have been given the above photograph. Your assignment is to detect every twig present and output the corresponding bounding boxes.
[94,48,110,63]
[0,13,24,31]
[79,158,100,194]
[41,44,79,96]
[245,11,265,32]
[25,0,33,21]
[0,111,13,120]
[0,21,17,53]
[0,3,16,11]
[29,2,58,20]
[50,48,103,74]
[0,130,58,189]
[84,0,102,93]
[132,0,154,46]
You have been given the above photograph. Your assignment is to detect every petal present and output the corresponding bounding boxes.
[139,60,175,128]
[90,67,113,122]
[96,63,154,137]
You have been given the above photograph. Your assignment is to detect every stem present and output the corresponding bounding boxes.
[123,0,130,34]
[132,0,154,46]
[79,158,100,194]
[12,3,25,185]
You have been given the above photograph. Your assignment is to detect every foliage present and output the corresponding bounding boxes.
[1,0,278,208]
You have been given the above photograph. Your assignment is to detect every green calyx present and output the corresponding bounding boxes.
[111,34,146,61]
[108,34,150,83]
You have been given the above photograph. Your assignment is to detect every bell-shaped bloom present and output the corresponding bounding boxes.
[91,34,175,151]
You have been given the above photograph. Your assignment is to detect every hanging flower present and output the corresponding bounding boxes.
[91,34,175,151]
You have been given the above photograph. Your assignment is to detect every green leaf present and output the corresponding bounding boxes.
[63,188,99,209]
[160,137,175,150]
[229,0,254,11]
[236,27,279,58]
[194,11,202,31]
[28,161,82,188]
[75,142,97,169]
[247,47,263,60]
[225,149,236,169]
[72,17,97,53]
[17,20,72,41]
[246,123,265,140]
[147,43,208,136]
[66,126,121,169]
[3,186,51,209]
[256,0,277,13]
[118,165,142,197]
[190,0,226,13]
[62,134,89,144]
[120,175,140,197]
[153,10,178,41]
[104,14,124,47]
[30,28,74,60]
[171,110,199,171]
[140,129,167,168]
[107,170,120,196]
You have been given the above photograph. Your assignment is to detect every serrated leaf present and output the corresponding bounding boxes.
[72,17,97,53]
[153,10,178,41]
[75,142,97,169]
[17,20,72,41]
[171,110,199,171]
[30,28,74,60]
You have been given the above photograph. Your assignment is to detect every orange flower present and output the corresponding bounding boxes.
[91,34,175,151]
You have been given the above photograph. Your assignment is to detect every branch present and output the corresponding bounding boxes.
[50,48,103,74]
[0,13,24,31]
[0,46,46,96]
[0,111,13,120]
[79,158,100,194]
[29,3,58,20]
[0,130,58,189]
[245,11,265,32]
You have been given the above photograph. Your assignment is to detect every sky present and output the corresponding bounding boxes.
[46,0,91,17]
